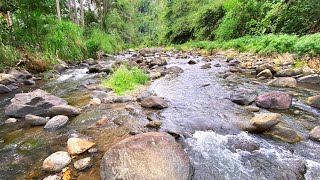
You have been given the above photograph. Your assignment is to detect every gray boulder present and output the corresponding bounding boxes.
[268,77,297,88]
[0,84,12,94]
[44,115,69,130]
[47,105,80,117]
[307,95,320,109]
[298,74,320,84]
[5,89,67,117]
[141,96,168,109]
[256,91,292,110]
[101,132,191,180]
[25,114,49,126]
[43,151,71,172]
[230,88,258,106]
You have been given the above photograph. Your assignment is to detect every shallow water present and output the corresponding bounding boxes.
[1,51,320,179]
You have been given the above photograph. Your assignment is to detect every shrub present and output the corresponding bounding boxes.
[102,65,149,95]
[85,27,124,58]
[0,45,21,70]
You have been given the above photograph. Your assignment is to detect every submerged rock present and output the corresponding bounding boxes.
[101,132,191,180]
[44,115,69,130]
[256,91,292,110]
[309,126,320,142]
[264,125,304,143]
[74,157,92,171]
[268,77,297,88]
[43,151,71,172]
[5,89,67,118]
[47,105,80,117]
[230,88,258,105]
[67,138,95,155]
[141,96,168,109]
[167,66,184,74]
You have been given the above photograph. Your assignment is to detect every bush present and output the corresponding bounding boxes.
[102,65,149,95]
[85,27,124,58]
[41,17,86,61]
[0,45,21,70]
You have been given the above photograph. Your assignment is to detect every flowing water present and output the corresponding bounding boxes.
[1,50,320,179]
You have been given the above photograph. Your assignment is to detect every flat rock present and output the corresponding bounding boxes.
[0,84,12,94]
[67,138,95,155]
[256,91,292,110]
[74,157,92,171]
[137,90,153,102]
[101,132,191,180]
[268,77,297,88]
[43,151,71,172]
[264,125,304,143]
[141,96,168,109]
[44,115,69,130]
[5,89,67,118]
[230,88,258,105]
[47,105,80,117]
[25,114,49,126]
[248,113,281,133]
[297,74,320,84]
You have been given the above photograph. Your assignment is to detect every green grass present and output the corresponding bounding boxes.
[180,33,320,56]
[102,65,149,95]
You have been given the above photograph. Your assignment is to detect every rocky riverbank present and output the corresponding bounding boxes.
[1,48,320,179]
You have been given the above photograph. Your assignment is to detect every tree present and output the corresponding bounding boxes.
[55,0,61,20]
[73,0,78,24]
[80,0,84,26]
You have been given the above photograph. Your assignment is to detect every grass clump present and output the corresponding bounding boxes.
[102,65,149,95]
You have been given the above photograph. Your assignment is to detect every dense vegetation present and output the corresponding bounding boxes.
[0,0,319,71]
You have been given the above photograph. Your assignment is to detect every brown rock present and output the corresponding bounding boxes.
[67,138,95,155]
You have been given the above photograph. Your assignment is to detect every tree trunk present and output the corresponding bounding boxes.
[5,11,13,27]
[80,0,84,26]
[55,0,61,20]
[73,0,78,24]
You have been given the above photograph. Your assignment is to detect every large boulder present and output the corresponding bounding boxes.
[256,91,292,110]
[0,84,12,94]
[47,105,80,117]
[247,113,281,133]
[264,125,304,143]
[5,69,33,80]
[101,132,191,180]
[230,88,258,105]
[309,126,320,142]
[43,151,71,172]
[268,77,297,88]
[307,95,320,109]
[0,73,17,85]
[67,138,95,155]
[297,74,320,84]
[141,96,168,109]
[5,89,67,117]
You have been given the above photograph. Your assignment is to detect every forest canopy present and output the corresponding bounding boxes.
[0,0,319,70]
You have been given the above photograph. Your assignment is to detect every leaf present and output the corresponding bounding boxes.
[62,167,71,180]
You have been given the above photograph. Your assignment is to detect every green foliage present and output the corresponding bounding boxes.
[41,17,86,61]
[102,65,149,95]
[184,33,320,55]
[86,27,124,58]
[0,44,21,69]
